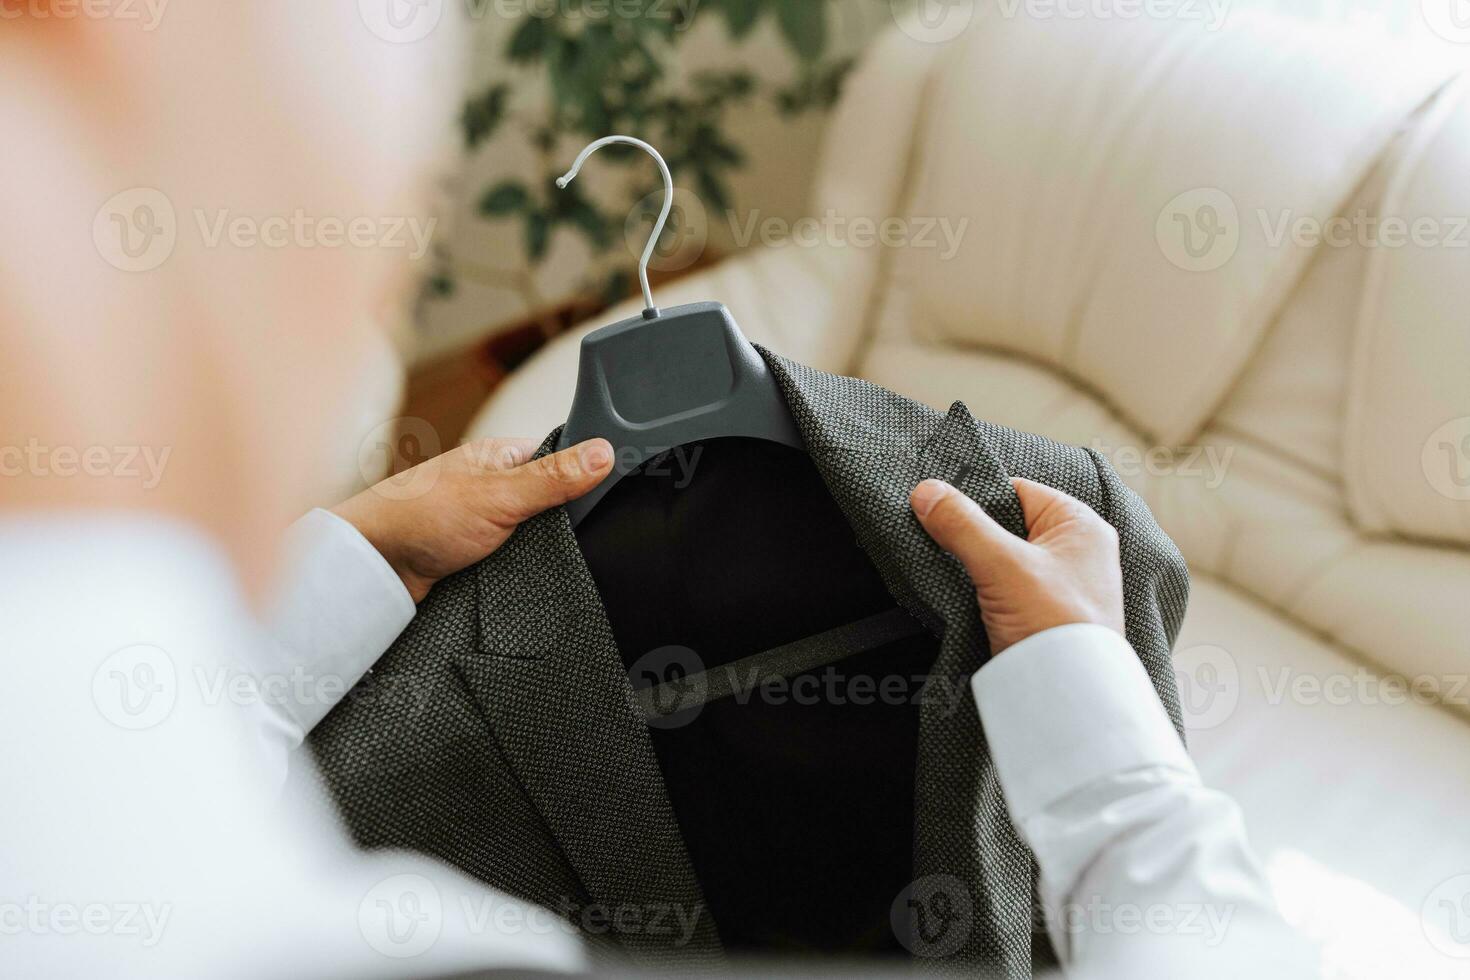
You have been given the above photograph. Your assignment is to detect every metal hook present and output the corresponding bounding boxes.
[556,135,672,320]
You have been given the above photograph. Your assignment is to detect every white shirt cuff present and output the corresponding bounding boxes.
[971,623,1194,826]
[262,507,416,738]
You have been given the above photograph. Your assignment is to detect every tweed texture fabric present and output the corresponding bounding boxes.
[309,349,1189,977]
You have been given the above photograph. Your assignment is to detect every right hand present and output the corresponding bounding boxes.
[333,437,613,603]
[909,477,1126,655]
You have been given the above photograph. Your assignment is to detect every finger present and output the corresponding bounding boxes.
[462,437,541,472]
[910,479,1024,584]
[1011,477,1106,540]
[493,438,614,522]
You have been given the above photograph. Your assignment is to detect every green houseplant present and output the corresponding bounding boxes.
[433,0,869,310]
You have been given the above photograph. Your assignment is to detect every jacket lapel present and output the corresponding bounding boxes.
[451,431,721,970]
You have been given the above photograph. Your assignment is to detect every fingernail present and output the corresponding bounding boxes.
[911,479,951,518]
[580,440,612,472]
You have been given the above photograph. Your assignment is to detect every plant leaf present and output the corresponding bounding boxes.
[697,170,732,213]
[478,181,530,217]
[508,16,548,63]
[719,0,761,38]
[602,268,632,306]
[775,0,825,61]
[564,199,612,249]
[461,83,509,150]
[526,211,551,261]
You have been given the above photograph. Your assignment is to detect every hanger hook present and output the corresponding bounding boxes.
[556,135,673,320]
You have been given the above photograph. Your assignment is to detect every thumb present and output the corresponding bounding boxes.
[493,439,614,523]
[910,479,1026,587]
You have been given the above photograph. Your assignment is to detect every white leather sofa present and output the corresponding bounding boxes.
[467,13,1470,974]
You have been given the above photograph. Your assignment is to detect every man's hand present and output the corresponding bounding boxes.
[910,477,1125,654]
[333,437,613,603]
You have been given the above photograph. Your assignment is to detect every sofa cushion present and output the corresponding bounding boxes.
[1344,80,1470,547]
[1178,575,1470,978]
[1208,133,1395,482]
[885,13,1455,445]
[861,341,1470,717]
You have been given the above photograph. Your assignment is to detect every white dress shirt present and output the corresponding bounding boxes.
[973,626,1315,978]
[2,513,583,980]
[2,508,1311,978]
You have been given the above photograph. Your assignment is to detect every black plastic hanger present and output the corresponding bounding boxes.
[552,136,804,527]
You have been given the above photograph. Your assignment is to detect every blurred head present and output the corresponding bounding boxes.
[0,1,463,595]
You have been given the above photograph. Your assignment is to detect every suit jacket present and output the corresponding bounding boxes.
[309,350,1189,978]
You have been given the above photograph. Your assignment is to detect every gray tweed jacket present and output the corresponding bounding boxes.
[309,349,1189,978]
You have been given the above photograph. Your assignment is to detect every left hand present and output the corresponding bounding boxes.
[333,437,614,603]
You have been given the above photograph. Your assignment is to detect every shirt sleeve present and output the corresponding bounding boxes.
[258,508,416,744]
[972,624,1316,978]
